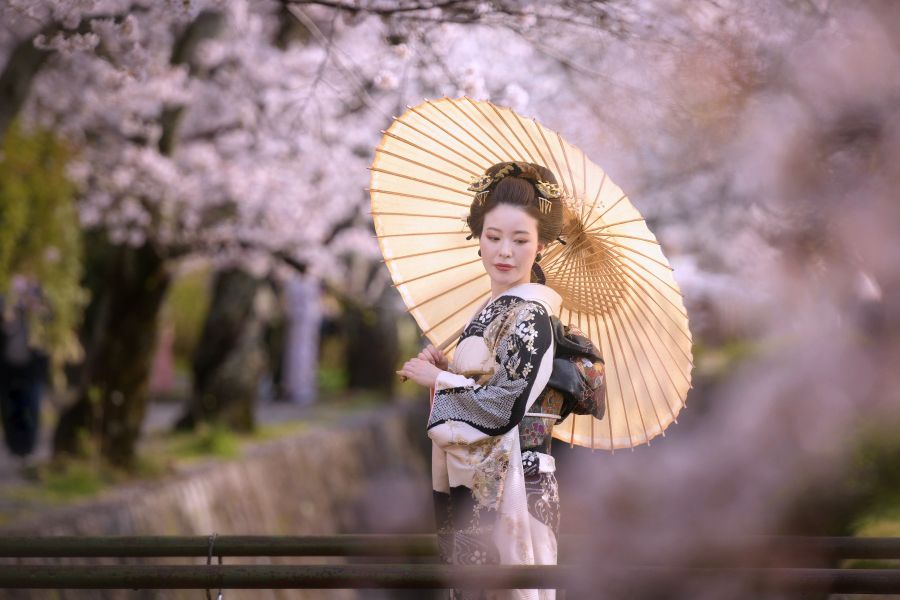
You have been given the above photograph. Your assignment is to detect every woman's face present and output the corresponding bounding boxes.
[479,203,544,293]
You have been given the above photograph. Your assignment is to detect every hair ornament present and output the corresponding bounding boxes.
[493,163,516,180]
[468,174,493,194]
[468,162,560,215]
[538,196,552,214]
[467,163,517,196]
[535,180,562,200]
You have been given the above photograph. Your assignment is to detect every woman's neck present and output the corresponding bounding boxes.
[490,277,532,301]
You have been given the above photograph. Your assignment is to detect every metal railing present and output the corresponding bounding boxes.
[0,535,898,593]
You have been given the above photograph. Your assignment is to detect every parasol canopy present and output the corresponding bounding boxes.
[370,96,693,450]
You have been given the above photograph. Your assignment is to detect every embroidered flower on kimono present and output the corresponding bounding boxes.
[504,354,522,378]
[516,326,539,356]
[516,319,537,341]
[471,549,487,564]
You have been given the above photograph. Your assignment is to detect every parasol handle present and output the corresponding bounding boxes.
[436,325,465,352]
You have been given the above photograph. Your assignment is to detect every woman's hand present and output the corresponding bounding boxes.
[417,344,448,370]
[397,358,442,388]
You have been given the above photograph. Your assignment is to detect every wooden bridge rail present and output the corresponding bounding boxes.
[0,535,897,593]
[2,534,899,559]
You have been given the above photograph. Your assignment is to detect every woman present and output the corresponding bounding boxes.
[398,161,565,600]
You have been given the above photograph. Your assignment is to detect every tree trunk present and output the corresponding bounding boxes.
[175,268,268,432]
[53,239,171,468]
[344,282,400,394]
[282,275,320,405]
[0,30,51,141]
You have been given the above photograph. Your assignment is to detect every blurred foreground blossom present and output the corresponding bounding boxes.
[558,2,900,597]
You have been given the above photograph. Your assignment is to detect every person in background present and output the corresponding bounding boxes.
[0,276,49,460]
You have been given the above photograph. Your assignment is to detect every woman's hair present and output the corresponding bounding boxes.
[466,161,564,245]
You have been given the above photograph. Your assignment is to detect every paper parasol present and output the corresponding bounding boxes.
[370,97,693,449]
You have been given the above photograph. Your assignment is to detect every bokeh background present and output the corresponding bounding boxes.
[1,1,899,598]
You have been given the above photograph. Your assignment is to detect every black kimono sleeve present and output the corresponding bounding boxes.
[427,300,554,437]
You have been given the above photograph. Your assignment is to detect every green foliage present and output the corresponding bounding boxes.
[692,337,759,379]
[846,495,900,568]
[161,264,212,373]
[318,331,348,394]
[0,122,87,372]
[38,460,106,500]
[855,505,900,537]
[10,456,115,504]
[849,423,900,538]
[167,422,241,460]
[318,365,348,394]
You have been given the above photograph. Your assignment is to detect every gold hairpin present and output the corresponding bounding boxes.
[538,196,552,214]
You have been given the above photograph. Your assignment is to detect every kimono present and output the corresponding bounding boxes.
[428,282,561,600]
[517,349,606,571]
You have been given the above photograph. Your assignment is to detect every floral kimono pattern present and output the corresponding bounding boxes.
[428,283,561,600]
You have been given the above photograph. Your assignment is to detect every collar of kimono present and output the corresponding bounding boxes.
[491,282,562,317]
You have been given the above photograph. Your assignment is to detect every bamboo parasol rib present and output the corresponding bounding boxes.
[370,97,693,450]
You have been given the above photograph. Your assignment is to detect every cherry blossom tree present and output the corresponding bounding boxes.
[2,0,398,465]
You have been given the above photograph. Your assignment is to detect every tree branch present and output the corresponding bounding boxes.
[0,7,150,140]
[286,4,388,120]
[0,27,52,139]
[159,10,226,156]
[289,6,340,124]
[287,0,471,17]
